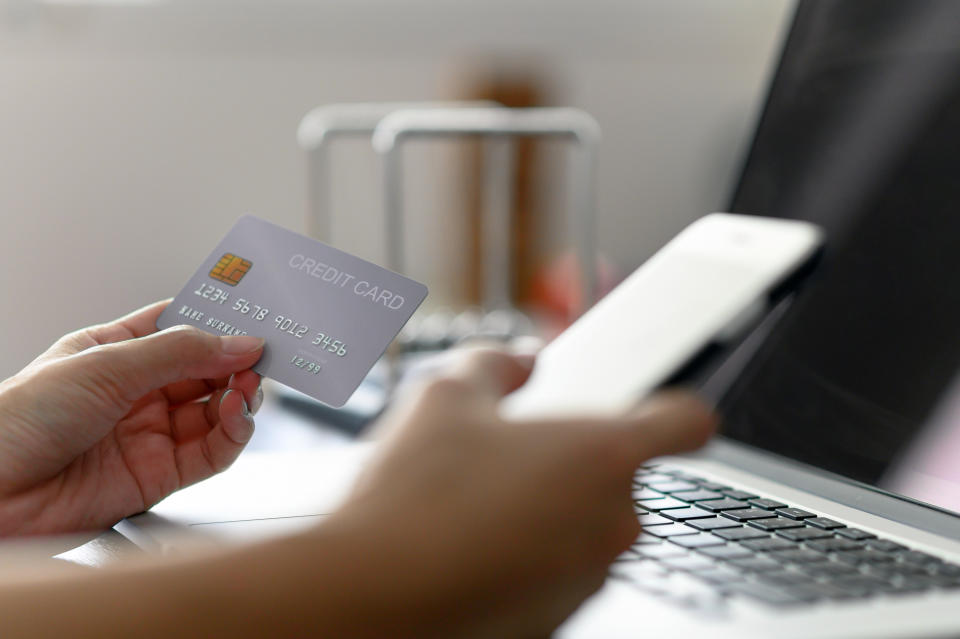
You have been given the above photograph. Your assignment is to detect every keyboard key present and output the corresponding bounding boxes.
[671,489,724,503]
[636,543,688,559]
[927,575,960,589]
[644,524,700,538]
[632,487,665,501]
[779,583,833,603]
[697,545,754,560]
[805,517,846,530]
[832,550,897,566]
[722,508,781,522]
[728,556,782,572]
[805,538,864,553]
[660,554,717,572]
[632,533,662,545]
[661,469,702,480]
[932,563,960,577]
[638,473,676,485]
[723,489,760,501]
[698,498,750,512]
[748,498,788,510]
[638,497,689,511]
[687,517,744,531]
[698,481,732,492]
[651,481,699,494]
[775,508,815,520]
[767,549,828,564]
[741,537,798,552]
[714,527,769,541]
[754,569,816,588]
[897,550,943,567]
[862,563,930,580]
[889,576,937,594]
[661,507,715,522]
[724,582,803,606]
[836,528,876,541]
[775,528,833,542]
[747,517,805,532]
[669,533,727,549]
[638,513,673,527]
[690,565,746,584]
[831,575,894,596]
[864,539,907,553]
[797,562,859,578]
[789,581,861,601]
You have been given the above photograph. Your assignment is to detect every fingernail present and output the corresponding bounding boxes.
[220,388,236,409]
[250,383,264,414]
[221,388,250,416]
[222,390,255,444]
[220,335,265,355]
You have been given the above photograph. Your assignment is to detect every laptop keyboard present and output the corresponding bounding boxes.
[610,464,960,610]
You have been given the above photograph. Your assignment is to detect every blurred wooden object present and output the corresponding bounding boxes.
[461,77,546,306]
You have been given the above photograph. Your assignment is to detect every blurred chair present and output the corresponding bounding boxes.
[371,106,601,315]
[297,101,499,243]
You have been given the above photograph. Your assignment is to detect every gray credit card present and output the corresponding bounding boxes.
[157,215,428,407]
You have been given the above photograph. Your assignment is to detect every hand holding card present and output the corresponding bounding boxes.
[157,216,428,407]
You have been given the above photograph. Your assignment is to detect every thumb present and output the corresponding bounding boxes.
[71,325,264,407]
[622,391,717,464]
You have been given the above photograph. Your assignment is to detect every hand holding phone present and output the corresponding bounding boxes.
[502,213,823,419]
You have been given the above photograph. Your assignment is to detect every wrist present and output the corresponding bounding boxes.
[271,506,483,638]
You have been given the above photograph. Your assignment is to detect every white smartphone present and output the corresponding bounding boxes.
[501,213,824,419]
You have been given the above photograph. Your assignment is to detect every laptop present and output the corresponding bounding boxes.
[120,1,960,635]
[562,0,960,634]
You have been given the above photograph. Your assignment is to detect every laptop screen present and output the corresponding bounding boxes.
[721,0,960,513]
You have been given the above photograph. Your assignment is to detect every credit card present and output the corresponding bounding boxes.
[157,215,428,407]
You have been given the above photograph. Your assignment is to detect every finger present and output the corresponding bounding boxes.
[173,389,253,486]
[516,392,716,473]
[161,376,230,406]
[228,370,263,414]
[72,325,264,413]
[38,300,174,362]
[84,299,174,346]
[168,388,229,443]
[622,391,717,463]
[110,299,172,339]
[167,373,258,443]
[217,386,256,445]
[448,347,536,399]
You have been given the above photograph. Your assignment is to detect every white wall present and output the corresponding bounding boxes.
[0,0,793,378]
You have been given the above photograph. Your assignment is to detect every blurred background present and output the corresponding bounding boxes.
[0,0,792,379]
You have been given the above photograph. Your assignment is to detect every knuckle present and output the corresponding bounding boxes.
[164,325,215,355]
[200,440,229,474]
[462,346,513,370]
[60,327,93,345]
[65,345,134,407]
[418,376,472,403]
